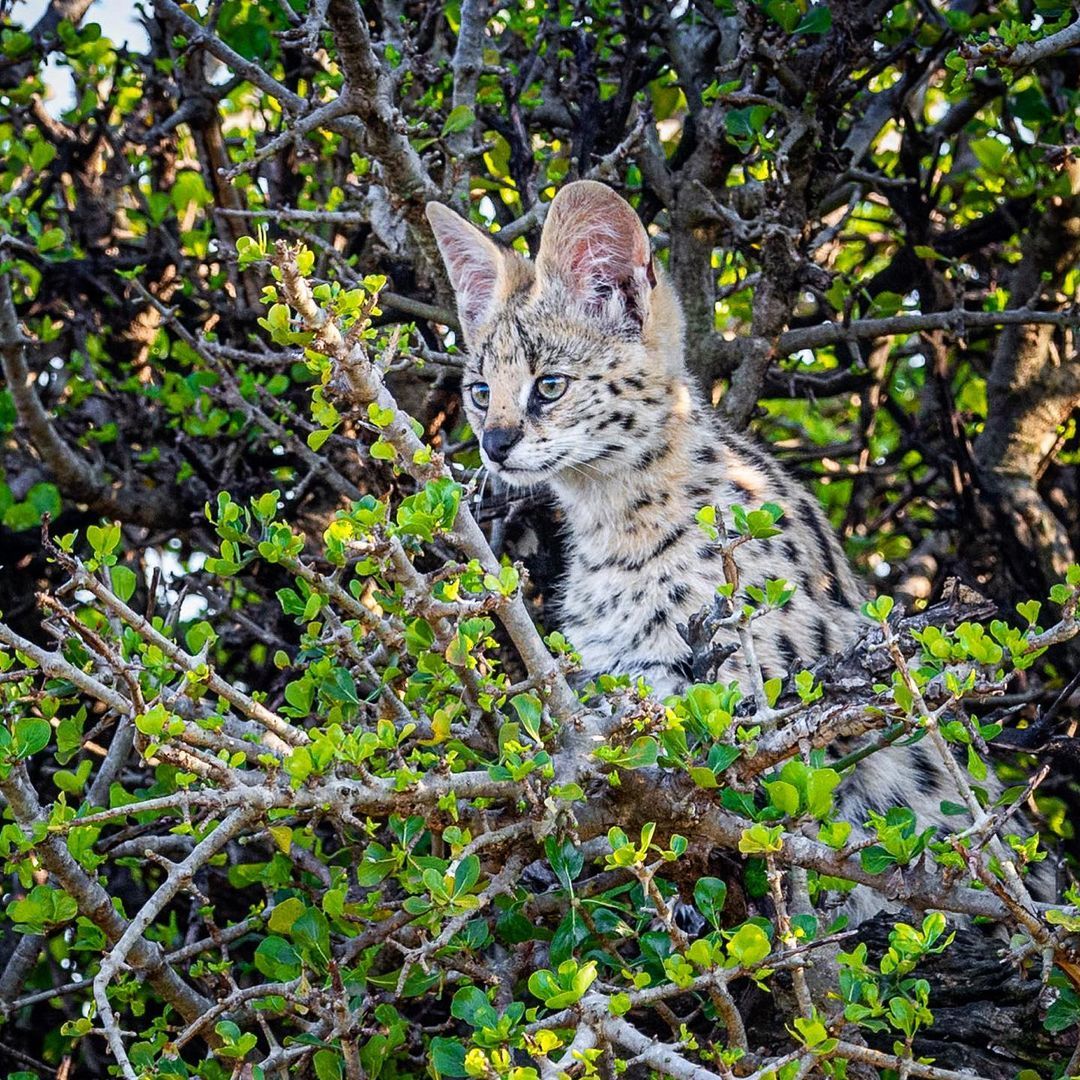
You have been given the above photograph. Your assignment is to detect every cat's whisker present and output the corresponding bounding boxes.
[475,465,490,515]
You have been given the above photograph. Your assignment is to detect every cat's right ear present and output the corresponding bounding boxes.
[426,202,507,339]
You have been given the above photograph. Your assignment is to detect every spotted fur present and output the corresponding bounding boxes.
[427,183,1044,917]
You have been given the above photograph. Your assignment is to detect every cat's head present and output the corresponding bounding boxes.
[426,181,685,489]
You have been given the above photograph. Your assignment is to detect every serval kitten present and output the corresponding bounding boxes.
[426,181,1038,918]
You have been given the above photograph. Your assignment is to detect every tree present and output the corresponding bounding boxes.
[0,1,1079,1078]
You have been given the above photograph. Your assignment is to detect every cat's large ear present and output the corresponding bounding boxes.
[536,180,653,329]
[426,202,511,340]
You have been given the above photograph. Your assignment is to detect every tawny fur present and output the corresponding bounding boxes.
[427,183,1045,918]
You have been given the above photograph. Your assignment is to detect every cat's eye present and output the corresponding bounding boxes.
[469,382,490,409]
[535,374,569,402]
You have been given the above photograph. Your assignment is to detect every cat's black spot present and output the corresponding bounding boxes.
[608,525,689,573]
[798,500,846,597]
[625,375,646,391]
[695,443,718,465]
[600,410,630,432]
[778,634,799,669]
[814,617,832,658]
[909,743,937,787]
[636,444,667,470]
[825,571,844,606]
[669,582,691,605]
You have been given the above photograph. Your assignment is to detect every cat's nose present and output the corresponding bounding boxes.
[482,426,523,464]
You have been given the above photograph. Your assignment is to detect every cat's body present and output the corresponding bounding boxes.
[552,402,864,700]
[427,182,865,699]
[426,182,1044,917]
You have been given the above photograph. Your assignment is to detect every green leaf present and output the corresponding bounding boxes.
[1044,987,1080,1032]
[860,846,896,874]
[621,736,658,768]
[268,897,306,933]
[7,885,78,933]
[314,1050,344,1080]
[727,923,771,966]
[806,769,840,820]
[545,836,584,890]
[307,428,332,451]
[764,677,782,707]
[765,779,800,817]
[185,620,217,655]
[254,935,302,980]
[370,438,397,461]
[13,718,50,759]
[510,693,543,742]
[453,854,480,897]
[292,906,331,970]
[764,0,800,32]
[451,985,499,1029]
[442,105,476,135]
[110,565,137,603]
[430,1038,468,1077]
[690,765,719,789]
[87,522,121,558]
[966,745,987,781]
[26,482,61,519]
[794,4,832,34]
[694,877,728,929]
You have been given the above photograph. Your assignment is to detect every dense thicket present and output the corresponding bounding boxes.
[0,1,1079,1078]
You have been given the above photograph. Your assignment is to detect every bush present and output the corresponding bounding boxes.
[1,2,1079,1079]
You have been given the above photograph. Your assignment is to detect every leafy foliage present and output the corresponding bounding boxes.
[1,1,1080,1079]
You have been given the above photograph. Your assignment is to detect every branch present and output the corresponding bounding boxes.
[702,306,1080,394]
[275,244,581,719]
[973,160,1080,588]
[0,765,216,1030]
[446,0,488,205]
[0,274,102,502]
[0,935,44,1006]
[55,549,308,748]
[325,0,439,265]
[776,306,1080,354]
[994,16,1080,69]
[92,806,257,1079]
[0,271,193,529]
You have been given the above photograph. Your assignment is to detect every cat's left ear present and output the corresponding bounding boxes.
[536,180,653,330]
[426,201,516,342]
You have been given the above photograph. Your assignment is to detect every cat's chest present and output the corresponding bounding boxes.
[556,523,718,678]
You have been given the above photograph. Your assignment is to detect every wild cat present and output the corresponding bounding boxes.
[425,181,1042,915]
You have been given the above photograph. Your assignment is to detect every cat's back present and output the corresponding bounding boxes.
[555,396,865,693]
